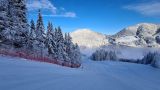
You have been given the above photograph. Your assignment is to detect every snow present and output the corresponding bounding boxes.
[116,36,138,47]
[111,23,160,47]
[0,56,160,90]
[71,29,109,48]
[117,36,138,42]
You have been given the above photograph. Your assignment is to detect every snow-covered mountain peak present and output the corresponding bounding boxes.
[71,29,109,48]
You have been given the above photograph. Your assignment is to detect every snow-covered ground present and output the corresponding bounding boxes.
[0,56,160,90]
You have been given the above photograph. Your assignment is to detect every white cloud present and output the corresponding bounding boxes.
[27,0,76,18]
[42,12,76,18]
[124,1,160,17]
[64,12,76,18]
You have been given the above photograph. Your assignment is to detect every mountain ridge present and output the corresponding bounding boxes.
[71,23,160,48]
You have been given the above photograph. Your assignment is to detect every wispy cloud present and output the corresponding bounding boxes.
[27,0,76,18]
[123,1,160,17]
[43,12,76,18]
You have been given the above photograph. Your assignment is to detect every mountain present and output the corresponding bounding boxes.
[71,23,160,48]
[70,29,109,48]
[111,23,160,47]
[112,24,139,38]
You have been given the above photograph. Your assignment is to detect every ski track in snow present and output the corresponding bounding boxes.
[0,56,160,90]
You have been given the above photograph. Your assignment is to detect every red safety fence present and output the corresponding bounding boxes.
[0,49,81,68]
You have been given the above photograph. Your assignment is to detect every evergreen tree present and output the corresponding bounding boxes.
[72,43,81,64]
[55,27,67,62]
[30,20,36,39]
[36,10,45,41]
[91,49,117,61]
[109,51,117,60]
[142,52,160,68]
[27,20,36,51]
[0,0,14,45]
[10,0,29,48]
[36,10,46,56]
[0,0,29,48]
[46,22,56,57]
[151,54,160,68]
[64,33,74,62]
[51,27,58,59]
[142,52,156,64]
[0,0,8,33]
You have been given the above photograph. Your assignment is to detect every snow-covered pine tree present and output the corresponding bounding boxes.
[0,0,8,34]
[55,27,68,62]
[46,22,57,58]
[0,0,29,48]
[64,33,82,65]
[64,33,75,62]
[109,51,117,60]
[27,20,36,51]
[141,52,160,68]
[46,22,53,55]
[142,52,156,64]
[36,10,45,41]
[91,49,118,61]
[56,27,64,61]
[9,0,29,48]
[36,10,46,57]
[30,20,36,40]
[151,53,160,68]
[72,43,81,64]
[0,0,14,45]
[53,28,59,60]
[104,51,109,60]
[50,27,58,59]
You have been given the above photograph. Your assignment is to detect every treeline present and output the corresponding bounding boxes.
[90,49,160,68]
[0,0,81,67]
[119,52,160,68]
[141,52,160,68]
[90,49,118,61]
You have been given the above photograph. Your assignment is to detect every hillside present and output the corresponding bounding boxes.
[71,29,109,48]
[111,23,160,47]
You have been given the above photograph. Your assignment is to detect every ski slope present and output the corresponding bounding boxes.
[0,56,160,90]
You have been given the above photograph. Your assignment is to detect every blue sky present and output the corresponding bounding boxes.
[27,0,160,35]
